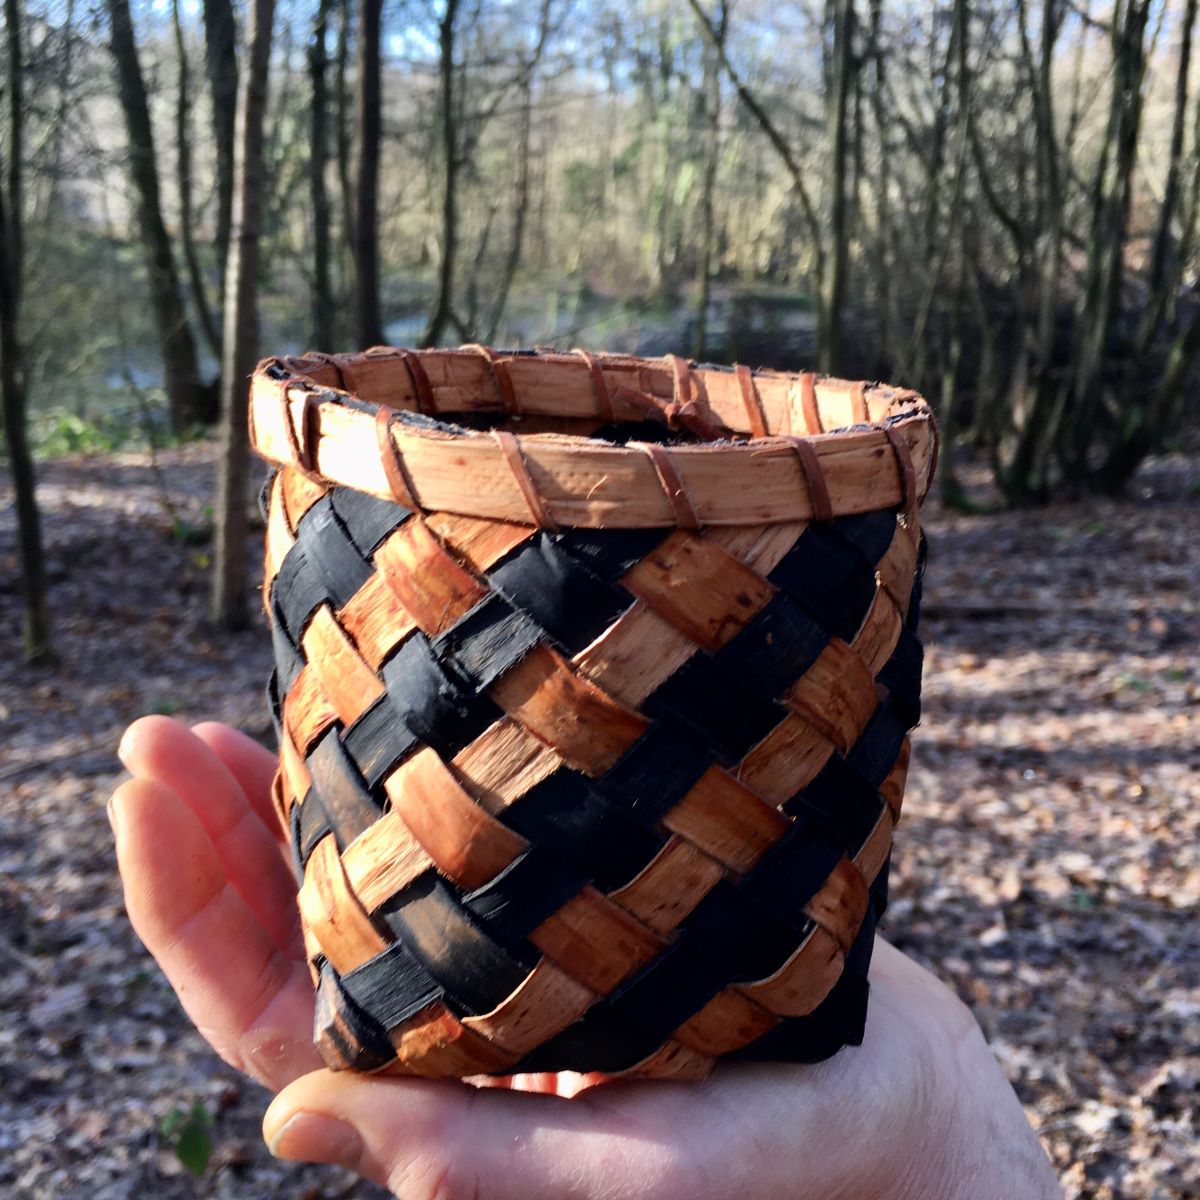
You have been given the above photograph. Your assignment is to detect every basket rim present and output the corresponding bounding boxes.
[249,345,938,529]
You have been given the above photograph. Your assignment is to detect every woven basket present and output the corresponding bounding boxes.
[250,346,936,1082]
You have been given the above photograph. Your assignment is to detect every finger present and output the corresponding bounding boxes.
[263,1069,688,1200]
[111,777,322,1091]
[192,721,286,845]
[118,715,299,952]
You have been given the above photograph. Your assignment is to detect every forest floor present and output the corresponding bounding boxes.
[0,441,1197,1200]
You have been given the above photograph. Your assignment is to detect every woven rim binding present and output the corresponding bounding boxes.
[249,347,937,529]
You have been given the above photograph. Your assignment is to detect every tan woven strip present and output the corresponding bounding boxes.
[386,1000,522,1076]
[300,605,386,726]
[383,748,529,891]
[281,387,322,480]
[460,959,595,1056]
[299,834,390,975]
[606,836,725,936]
[736,924,844,1017]
[619,529,776,652]
[636,441,701,530]
[851,381,869,424]
[799,372,822,434]
[374,407,420,510]
[391,348,435,415]
[802,857,870,955]
[783,436,834,522]
[491,429,559,530]
[488,645,649,776]
[673,987,779,1057]
[883,424,919,525]
[301,350,358,393]
[465,343,521,416]
[574,347,616,422]
[736,364,768,438]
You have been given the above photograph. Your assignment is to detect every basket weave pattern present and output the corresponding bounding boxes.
[251,347,935,1081]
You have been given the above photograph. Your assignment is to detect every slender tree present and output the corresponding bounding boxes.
[211,0,277,628]
[1,0,53,663]
[310,0,334,347]
[423,0,462,347]
[694,0,728,360]
[106,0,206,431]
[203,0,238,294]
[354,0,384,347]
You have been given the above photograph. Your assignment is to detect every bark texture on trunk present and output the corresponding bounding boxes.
[354,0,384,348]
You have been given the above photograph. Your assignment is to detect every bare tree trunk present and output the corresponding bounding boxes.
[423,0,462,348]
[202,0,238,293]
[485,0,555,343]
[172,0,221,362]
[818,0,854,373]
[1,0,53,663]
[211,0,276,629]
[310,0,334,347]
[354,0,384,348]
[335,0,354,259]
[107,0,205,432]
[694,1,727,361]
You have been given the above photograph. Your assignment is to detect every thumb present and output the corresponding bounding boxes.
[263,1068,685,1200]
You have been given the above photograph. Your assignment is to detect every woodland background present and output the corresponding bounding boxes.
[0,0,1197,1197]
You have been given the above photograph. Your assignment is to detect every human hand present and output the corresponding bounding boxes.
[111,716,1061,1200]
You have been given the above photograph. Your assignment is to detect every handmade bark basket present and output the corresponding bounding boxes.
[249,346,936,1081]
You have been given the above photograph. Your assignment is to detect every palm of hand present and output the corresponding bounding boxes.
[111,716,1057,1200]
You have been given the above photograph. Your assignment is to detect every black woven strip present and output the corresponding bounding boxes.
[877,627,923,725]
[461,845,590,943]
[379,874,537,1016]
[487,533,632,654]
[847,701,910,790]
[431,593,544,691]
[596,724,712,823]
[306,728,383,847]
[603,938,728,1045]
[315,963,397,1071]
[296,787,334,865]
[296,496,374,609]
[677,879,807,983]
[288,802,305,884]
[829,510,901,565]
[266,670,284,741]
[768,524,879,642]
[554,526,670,584]
[329,486,411,556]
[643,655,783,765]
[269,613,305,694]
[509,1004,662,1075]
[500,768,667,892]
[869,854,891,917]
[341,697,418,791]
[785,755,885,852]
[738,819,847,920]
[381,634,503,759]
[272,545,328,643]
[339,936,444,1031]
[258,470,275,524]
[728,904,877,1064]
[714,594,829,699]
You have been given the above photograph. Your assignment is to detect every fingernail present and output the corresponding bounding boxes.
[268,1111,363,1168]
[117,727,134,769]
[106,795,122,838]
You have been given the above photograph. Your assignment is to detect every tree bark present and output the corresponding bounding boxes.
[172,0,221,362]
[310,0,334,347]
[107,0,205,432]
[202,0,238,292]
[423,0,462,348]
[354,0,384,348]
[818,0,855,374]
[1,0,53,663]
[694,1,727,361]
[211,0,276,629]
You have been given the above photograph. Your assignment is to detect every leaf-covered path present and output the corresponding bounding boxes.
[1,444,1196,1199]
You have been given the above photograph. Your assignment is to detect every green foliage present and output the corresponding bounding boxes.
[159,1100,213,1176]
